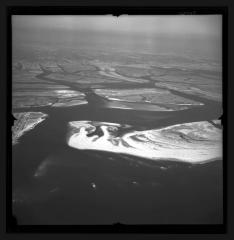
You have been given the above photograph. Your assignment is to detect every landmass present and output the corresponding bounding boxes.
[67,120,222,164]
[94,88,203,111]
[12,112,48,145]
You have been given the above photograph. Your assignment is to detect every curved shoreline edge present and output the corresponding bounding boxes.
[67,120,222,164]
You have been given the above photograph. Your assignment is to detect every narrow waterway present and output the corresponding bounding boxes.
[12,67,223,225]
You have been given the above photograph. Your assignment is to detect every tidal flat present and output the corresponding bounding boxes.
[12,41,223,224]
[12,112,48,145]
[67,120,222,163]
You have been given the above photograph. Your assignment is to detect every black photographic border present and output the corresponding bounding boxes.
[0,1,231,237]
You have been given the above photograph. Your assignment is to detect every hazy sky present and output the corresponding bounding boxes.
[13,15,221,37]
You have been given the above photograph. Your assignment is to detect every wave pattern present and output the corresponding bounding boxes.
[67,120,222,164]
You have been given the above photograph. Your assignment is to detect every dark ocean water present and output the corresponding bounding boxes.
[12,90,223,225]
[12,27,223,225]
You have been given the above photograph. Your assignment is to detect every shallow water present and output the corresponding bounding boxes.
[12,84,223,225]
[11,47,223,225]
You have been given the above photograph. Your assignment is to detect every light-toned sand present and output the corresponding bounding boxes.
[67,120,222,164]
